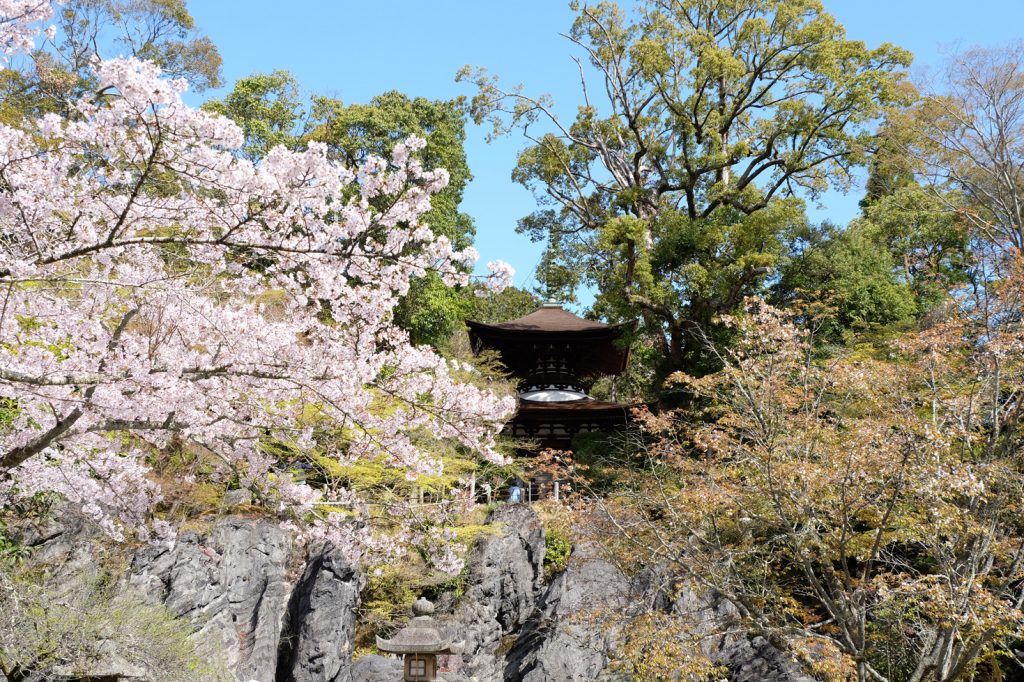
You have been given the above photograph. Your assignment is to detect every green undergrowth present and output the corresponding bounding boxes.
[532,500,577,581]
[0,568,232,682]
[543,528,572,580]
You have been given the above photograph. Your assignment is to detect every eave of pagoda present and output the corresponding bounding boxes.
[513,398,631,423]
[506,397,633,445]
[467,303,632,379]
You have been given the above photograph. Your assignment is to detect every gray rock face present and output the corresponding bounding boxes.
[276,543,365,682]
[501,541,814,682]
[129,517,293,682]
[16,505,818,682]
[13,507,104,577]
[445,504,545,682]
[17,511,365,682]
[128,518,370,682]
[350,654,402,682]
[505,543,629,682]
[469,504,546,632]
[673,585,816,682]
[721,636,817,682]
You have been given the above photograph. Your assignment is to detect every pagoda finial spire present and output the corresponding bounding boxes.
[541,240,563,308]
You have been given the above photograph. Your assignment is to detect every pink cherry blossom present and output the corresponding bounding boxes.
[483,259,516,292]
[0,42,516,558]
[0,0,54,60]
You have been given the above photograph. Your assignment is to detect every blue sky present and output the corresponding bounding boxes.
[186,0,1024,301]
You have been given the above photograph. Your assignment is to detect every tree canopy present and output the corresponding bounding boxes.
[463,0,912,383]
[0,7,515,561]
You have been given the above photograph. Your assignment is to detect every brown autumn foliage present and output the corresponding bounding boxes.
[592,255,1024,681]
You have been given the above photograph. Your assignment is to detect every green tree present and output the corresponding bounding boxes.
[533,232,582,303]
[855,116,972,315]
[60,0,222,90]
[202,70,303,162]
[466,285,538,325]
[775,221,918,340]
[1,0,222,123]
[462,0,911,382]
[857,184,970,310]
[773,112,970,342]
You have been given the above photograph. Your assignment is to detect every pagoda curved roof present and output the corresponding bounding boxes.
[467,303,632,378]
[515,398,632,422]
[468,304,628,338]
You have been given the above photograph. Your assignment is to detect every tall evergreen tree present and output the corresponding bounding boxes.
[463,0,912,383]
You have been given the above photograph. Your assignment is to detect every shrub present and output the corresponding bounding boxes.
[543,528,572,580]
[0,571,231,682]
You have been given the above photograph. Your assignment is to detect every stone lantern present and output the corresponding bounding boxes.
[376,597,464,682]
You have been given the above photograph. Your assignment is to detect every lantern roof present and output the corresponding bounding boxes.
[375,598,465,655]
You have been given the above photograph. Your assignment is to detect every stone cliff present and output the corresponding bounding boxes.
[9,506,812,682]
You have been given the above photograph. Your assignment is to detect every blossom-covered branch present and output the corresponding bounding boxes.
[0,40,516,555]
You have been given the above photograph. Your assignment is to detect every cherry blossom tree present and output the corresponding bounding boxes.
[0,4,516,560]
[0,0,53,59]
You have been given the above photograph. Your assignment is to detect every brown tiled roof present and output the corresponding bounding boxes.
[482,304,611,332]
[514,398,633,422]
[467,304,632,379]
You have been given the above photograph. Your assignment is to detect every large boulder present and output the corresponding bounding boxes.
[445,504,545,682]
[672,585,816,682]
[505,543,630,682]
[276,543,365,682]
[129,517,292,682]
[351,654,402,682]
[12,506,106,577]
[503,540,816,682]
[720,635,817,682]
[466,504,546,630]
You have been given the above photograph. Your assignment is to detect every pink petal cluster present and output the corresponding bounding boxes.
[0,0,54,60]
[0,48,517,552]
[483,259,516,293]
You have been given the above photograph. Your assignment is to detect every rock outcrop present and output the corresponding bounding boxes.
[504,543,630,682]
[444,504,545,682]
[129,517,293,682]
[13,505,817,682]
[129,519,366,682]
[18,510,364,682]
[276,544,364,682]
[672,584,816,682]
[446,509,814,682]
[350,654,402,682]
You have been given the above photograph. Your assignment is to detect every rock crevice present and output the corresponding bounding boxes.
[19,507,814,682]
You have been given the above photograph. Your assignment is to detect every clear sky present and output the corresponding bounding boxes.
[185,0,1024,300]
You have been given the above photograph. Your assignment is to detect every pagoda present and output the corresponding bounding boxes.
[467,302,632,453]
